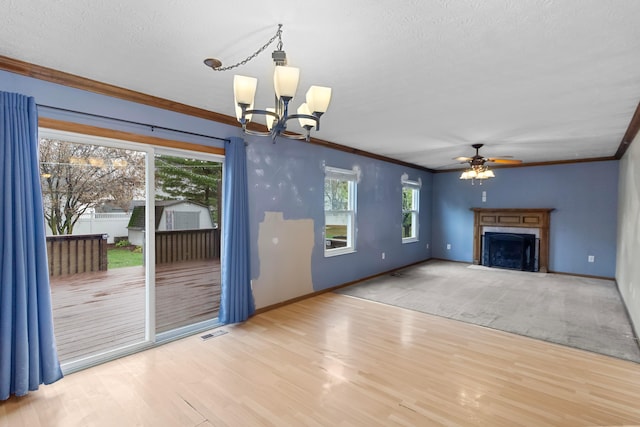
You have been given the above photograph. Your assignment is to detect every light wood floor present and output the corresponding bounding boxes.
[3,293,640,426]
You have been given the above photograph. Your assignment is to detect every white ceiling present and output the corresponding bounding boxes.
[2,0,640,170]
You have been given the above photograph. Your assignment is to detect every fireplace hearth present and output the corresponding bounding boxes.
[471,208,553,273]
[482,232,538,271]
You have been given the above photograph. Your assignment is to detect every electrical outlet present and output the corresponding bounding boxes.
[482,191,487,203]
[426,243,429,249]
[588,255,595,263]
[382,252,385,260]
[446,244,451,250]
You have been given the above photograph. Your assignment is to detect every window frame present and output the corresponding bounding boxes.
[324,166,357,257]
[402,178,420,243]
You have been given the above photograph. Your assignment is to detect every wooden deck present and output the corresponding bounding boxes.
[50,260,220,362]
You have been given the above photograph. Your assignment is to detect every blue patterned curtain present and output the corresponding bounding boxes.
[0,92,63,400]
[219,137,255,324]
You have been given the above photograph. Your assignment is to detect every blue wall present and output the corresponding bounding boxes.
[245,135,433,292]
[0,70,233,149]
[433,161,619,277]
[1,68,619,292]
[1,70,432,306]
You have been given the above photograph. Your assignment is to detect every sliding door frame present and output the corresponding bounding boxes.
[39,126,225,374]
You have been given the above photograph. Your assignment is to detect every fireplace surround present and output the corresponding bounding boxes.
[483,232,538,271]
[471,208,553,272]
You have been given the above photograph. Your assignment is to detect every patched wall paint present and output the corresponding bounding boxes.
[246,135,433,308]
[252,212,315,308]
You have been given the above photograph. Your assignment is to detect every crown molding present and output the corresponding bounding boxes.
[432,156,617,174]
[0,55,433,173]
[615,101,640,159]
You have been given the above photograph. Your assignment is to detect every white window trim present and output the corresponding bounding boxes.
[324,166,358,257]
[402,178,420,243]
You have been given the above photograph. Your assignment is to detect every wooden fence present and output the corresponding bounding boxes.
[46,229,220,276]
[46,234,108,276]
[155,228,220,264]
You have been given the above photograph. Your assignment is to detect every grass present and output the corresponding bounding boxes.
[325,225,347,239]
[108,247,143,269]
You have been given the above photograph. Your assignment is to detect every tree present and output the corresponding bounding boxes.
[154,155,222,222]
[324,178,349,211]
[39,138,145,235]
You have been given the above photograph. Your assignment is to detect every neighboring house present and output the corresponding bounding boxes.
[127,200,216,246]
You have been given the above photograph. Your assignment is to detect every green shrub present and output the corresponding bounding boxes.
[115,239,131,247]
[132,246,143,254]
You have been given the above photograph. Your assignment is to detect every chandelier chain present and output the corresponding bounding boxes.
[211,24,283,71]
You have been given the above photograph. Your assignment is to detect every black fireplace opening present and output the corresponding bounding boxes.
[482,232,539,272]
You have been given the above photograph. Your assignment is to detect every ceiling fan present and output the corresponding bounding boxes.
[455,143,522,167]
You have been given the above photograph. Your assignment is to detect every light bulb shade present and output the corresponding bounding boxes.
[297,103,316,128]
[306,86,332,114]
[233,75,257,106]
[266,107,276,130]
[273,66,300,99]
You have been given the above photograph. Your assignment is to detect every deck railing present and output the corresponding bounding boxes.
[46,234,108,276]
[46,229,220,276]
[155,228,220,264]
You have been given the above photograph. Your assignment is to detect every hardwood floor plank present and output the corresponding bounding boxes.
[3,292,640,426]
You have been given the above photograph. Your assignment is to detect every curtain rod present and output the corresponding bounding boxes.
[36,104,230,142]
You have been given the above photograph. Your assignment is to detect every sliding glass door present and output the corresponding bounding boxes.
[40,130,223,370]
[40,133,147,364]
[154,152,222,336]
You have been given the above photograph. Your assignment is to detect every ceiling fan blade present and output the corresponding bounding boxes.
[488,158,522,165]
[454,156,473,162]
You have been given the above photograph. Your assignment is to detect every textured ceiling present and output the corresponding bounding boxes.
[2,0,640,169]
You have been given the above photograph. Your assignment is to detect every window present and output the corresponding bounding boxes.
[402,178,420,242]
[167,211,200,230]
[324,167,357,256]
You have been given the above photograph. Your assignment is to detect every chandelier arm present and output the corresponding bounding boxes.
[278,132,309,141]
[243,128,272,137]
[245,108,280,120]
[285,113,320,130]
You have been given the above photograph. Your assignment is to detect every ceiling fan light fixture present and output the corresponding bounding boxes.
[457,143,520,185]
[460,165,494,184]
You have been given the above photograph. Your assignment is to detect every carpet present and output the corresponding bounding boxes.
[336,260,640,363]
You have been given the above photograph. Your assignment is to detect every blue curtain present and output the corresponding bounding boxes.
[219,137,255,324]
[0,92,63,400]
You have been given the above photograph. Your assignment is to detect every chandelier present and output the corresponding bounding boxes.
[204,24,331,142]
[459,164,495,184]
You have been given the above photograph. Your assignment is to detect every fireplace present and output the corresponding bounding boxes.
[482,232,538,271]
[471,208,553,272]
